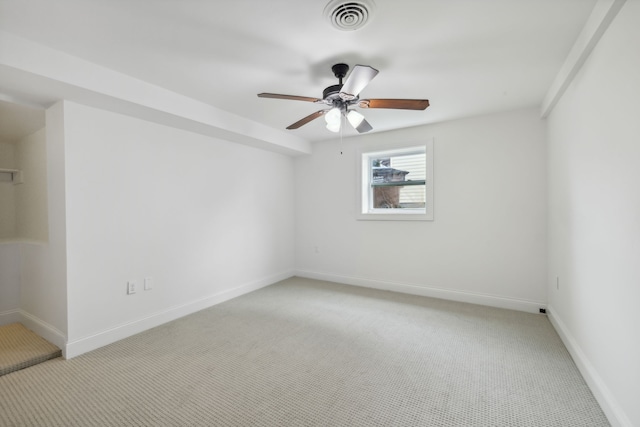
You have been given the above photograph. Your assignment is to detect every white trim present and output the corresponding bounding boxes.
[295,270,545,314]
[65,270,294,359]
[0,309,22,325]
[355,211,433,221]
[18,310,67,356]
[1,310,66,355]
[547,306,632,427]
[541,0,626,118]
[357,139,434,221]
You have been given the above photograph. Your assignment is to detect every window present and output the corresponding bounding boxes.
[358,140,433,220]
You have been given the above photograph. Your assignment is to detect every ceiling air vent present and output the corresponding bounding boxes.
[324,0,375,31]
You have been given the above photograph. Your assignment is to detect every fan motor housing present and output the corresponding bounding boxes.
[323,84,343,100]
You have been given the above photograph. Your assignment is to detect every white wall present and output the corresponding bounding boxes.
[0,142,16,239]
[0,128,48,327]
[295,108,547,312]
[60,102,295,356]
[0,142,19,323]
[17,103,68,349]
[15,128,48,242]
[0,242,20,320]
[547,2,640,426]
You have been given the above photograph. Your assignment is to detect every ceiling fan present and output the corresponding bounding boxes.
[258,63,429,134]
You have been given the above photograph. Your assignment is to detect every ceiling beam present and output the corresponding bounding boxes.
[541,0,626,118]
[0,31,311,156]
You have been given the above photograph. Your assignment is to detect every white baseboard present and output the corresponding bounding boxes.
[0,309,22,325]
[295,270,545,314]
[65,270,294,359]
[547,306,632,427]
[18,310,67,354]
[1,308,67,355]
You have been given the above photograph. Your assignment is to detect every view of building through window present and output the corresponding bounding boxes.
[370,152,426,209]
[359,142,433,220]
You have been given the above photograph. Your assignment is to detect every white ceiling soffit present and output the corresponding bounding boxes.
[0,31,311,156]
[541,0,627,117]
[0,0,599,146]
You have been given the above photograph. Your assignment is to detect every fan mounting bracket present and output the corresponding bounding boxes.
[331,63,349,81]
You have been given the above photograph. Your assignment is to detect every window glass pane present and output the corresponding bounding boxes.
[359,141,433,221]
[370,151,426,209]
[391,153,425,208]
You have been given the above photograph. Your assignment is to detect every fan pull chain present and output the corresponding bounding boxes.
[339,110,344,154]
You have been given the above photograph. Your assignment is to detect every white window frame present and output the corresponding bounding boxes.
[357,139,434,221]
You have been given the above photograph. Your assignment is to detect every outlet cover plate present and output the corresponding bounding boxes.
[127,281,137,295]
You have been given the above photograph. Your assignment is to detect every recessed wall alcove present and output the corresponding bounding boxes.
[0,100,48,328]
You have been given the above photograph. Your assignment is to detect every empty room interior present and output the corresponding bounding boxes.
[0,0,638,426]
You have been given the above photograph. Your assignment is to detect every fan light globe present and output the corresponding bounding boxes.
[347,110,365,128]
[326,121,341,132]
[325,107,342,132]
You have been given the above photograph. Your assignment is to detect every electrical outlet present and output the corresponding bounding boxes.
[127,281,137,295]
[144,277,153,291]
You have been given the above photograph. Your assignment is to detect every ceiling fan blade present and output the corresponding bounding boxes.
[286,110,327,129]
[258,93,322,103]
[339,65,379,100]
[359,99,430,110]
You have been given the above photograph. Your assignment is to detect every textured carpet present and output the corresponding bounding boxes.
[0,277,609,426]
[0,323,61,377]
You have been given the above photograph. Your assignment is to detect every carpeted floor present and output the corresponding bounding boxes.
[0,323,61,377]
[0,277,609,426]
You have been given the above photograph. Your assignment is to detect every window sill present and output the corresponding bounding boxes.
[356,212,433,221]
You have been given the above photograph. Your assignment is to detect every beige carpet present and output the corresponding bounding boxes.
[0,323,61,377]
[0,277,609,426]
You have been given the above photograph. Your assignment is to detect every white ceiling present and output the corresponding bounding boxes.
[0,0,597,143]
